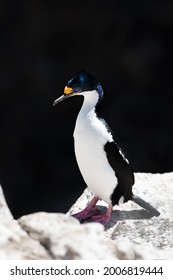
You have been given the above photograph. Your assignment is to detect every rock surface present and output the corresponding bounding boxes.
[18,212,116,259]
[0,172,173,259]
[0,186,50,259]
[69,172,173,258]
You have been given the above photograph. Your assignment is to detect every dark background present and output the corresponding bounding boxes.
[0,0,172,219]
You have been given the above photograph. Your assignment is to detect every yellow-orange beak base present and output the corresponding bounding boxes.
[64,86,73,95]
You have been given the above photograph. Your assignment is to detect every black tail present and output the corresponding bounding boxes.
[131,194,160,217]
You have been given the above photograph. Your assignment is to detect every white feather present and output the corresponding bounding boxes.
[73,90,118,204]
[118,196,124,205]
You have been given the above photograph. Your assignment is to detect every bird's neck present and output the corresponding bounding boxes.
[79,90,99,116]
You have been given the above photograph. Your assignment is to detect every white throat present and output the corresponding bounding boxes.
[78,90,99,115]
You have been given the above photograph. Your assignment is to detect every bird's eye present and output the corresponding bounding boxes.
[73,88,80,93]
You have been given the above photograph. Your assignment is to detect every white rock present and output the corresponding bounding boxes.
[0,185,51,260]
[18,212,117,259]
[69,172,173,259]
[0,184,13,219]
[1,172,173,259]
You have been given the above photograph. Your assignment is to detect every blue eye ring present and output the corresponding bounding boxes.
[73,88,81,93]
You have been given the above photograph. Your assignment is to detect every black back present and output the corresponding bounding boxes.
[104,139,134,205]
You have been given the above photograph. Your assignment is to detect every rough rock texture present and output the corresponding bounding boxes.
[18,212,116,259]
[69,172,173,258]
[0,172,173,259]
[0,186,50,259]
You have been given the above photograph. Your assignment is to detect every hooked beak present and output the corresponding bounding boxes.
[53,86,73,106]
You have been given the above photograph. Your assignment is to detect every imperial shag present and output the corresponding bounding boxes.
[53,71,160,225]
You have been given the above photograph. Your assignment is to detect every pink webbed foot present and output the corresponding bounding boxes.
[72,207,99,222]
[88,204,113,226]
[71,196,100,223]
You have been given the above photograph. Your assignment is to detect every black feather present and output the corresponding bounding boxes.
[104,140,134,205]
[104,134,160,216]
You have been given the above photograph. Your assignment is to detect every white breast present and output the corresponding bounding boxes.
[73,92,118,204]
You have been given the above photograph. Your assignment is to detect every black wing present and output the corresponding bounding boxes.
[99,117,134,204]
[104,138,160,216]
[104,139,134,205]
[101,118,160,216]
[104,121,134,205]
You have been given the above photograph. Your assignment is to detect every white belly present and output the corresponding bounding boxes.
[73,111,118,204]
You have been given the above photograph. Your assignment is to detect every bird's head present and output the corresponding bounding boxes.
[53,71,103,106]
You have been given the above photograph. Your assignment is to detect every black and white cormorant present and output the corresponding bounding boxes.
[53,71,160,225]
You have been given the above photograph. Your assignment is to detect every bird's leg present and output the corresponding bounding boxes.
[72,196,100,222]
[88,203,113,226]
